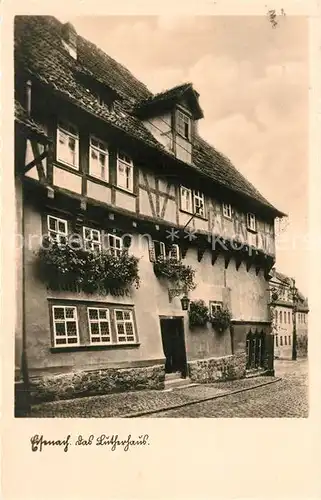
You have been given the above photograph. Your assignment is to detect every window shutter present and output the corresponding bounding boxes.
[148,239,156,262]
[159,242,166,258]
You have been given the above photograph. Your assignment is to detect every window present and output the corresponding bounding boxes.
[279,311,282,323]
[284,336,287,345]
[153,241,166,260]
[275,335,278,347]
[193,190,205,217]
[52,306,79,346]
[47,215,68,243]
[57,121,79,168]
[304,314,306,323]
[247,213,256,232]
[51,303,138,348]
[180,187,193,213]
[222,203,232,219]
[280,336,283,346]
[288,312,291,323]
[289,336,291,345]
[210,301,223,316]
[87,308,111,344]
[108,234,123,257]
[89,136,109,181]
[114,309,136,343]
[284,311,287,324]
[176,110,191,140]
[83,227,101,252]
[180,186,205,216]
[275,311,278,324]
[168,244,180,261]
[117,152,133,192]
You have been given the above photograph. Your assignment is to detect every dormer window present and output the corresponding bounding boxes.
[61,22,77,60]
[176,109,191,141]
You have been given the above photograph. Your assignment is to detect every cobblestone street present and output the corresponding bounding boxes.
[30,358,308,418]
[146,359,308,418]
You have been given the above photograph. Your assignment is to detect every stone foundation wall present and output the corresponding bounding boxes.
[188,352,247,384]
[29,364,165,404]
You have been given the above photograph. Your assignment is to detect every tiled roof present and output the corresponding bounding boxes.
[15,99,49,140]
[14,15,283,216]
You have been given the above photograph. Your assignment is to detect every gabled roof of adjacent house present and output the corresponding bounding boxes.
[14,15,284,217]
[271,269,309,309]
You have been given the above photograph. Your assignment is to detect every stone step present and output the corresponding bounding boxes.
[164,376,194,390]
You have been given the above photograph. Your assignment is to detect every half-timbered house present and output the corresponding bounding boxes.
[14,16,285,404]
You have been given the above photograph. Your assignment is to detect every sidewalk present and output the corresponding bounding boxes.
[30,375,280,418]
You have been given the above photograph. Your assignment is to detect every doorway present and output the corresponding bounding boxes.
[246,330,266,369]
[159,317,187,378]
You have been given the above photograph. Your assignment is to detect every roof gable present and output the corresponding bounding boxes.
[134,83,204,120]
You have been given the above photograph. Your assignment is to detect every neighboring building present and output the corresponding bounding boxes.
[14,16,285,405]
[269,270,308,359]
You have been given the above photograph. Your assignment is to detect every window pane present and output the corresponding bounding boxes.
[98,309,107,319]
[117,323,125,334]
[65,307,75,319]
[89,309,98,320]
[54,307,65,320]
[55,322,66,335]
[67,337,78,344]
[91,323,99,335]
[66,322,77,336]
[100,323,110,335]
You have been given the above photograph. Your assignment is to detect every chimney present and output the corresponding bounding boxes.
[61,22,77,60]
[26,80,32,116]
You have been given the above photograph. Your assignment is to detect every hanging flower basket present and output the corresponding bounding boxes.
[37,241,140,294]
[188,300,209,328]
[210,307,232,333]
[153,257,196,292]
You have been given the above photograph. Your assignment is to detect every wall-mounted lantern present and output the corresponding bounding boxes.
[180,295,190,311]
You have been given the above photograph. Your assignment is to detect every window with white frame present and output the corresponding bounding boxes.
[117,152,133,192]
[247,213,257,231]
[222,203,232,219]
[176,110,191,140]
[180,186,193,213]
[180,186,205,216]
[209,301,223,316]
[89,136,109,181]
[114,309,136,343]
[83,227,101,252]
[87,307,111,344]
[47,215,68,243]
[153,240,166,260]
[193,190,205,217]
[168,244,180,261]
[57,121,79,168]
[108,234,123,257]
[52,306,79,346]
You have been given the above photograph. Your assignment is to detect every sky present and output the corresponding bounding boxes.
[62,15,309,295]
